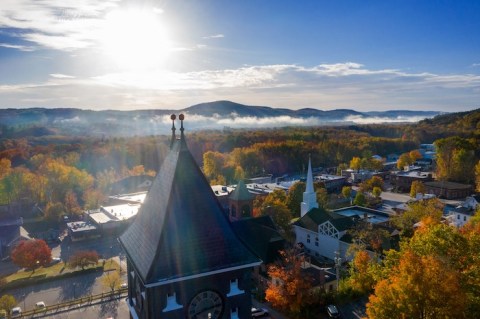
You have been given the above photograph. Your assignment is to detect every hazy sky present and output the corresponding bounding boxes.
[0,0,479,112]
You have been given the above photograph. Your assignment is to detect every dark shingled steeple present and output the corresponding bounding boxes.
[119,115,261,284]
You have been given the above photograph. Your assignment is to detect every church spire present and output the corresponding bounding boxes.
[301,155,318,217]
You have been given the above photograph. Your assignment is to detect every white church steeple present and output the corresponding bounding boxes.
[301,155,318,217]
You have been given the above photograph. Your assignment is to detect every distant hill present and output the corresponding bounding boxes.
[0,101,442,137]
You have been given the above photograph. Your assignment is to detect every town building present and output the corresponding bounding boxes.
[391,170,432,192]
[294,158,396,261]
[424,181,473,200]
[119,115,261,319]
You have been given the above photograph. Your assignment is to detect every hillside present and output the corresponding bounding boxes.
[0,101,442,138]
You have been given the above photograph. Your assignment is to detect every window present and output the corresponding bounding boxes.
[307,234,311,243]
[162,292,183,312]
[457,214,460,220]
[464,216,467,221]
[227,279,244,297]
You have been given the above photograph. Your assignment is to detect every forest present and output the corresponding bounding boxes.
[0,108,479,218]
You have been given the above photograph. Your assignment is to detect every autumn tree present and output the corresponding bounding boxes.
[475,160,480,192]
[350,157,361,171]
[286,181,305,217]
[410,180,426,198]
[435,136,476,183]
[102,271,122,293]
[68,250,99,270]
[391,198,443,237]
[265,249,315,317]
[316,188,328,208]
[396,153,412,170]
[82,188,106,210]
[0,294,17,317]
[11,239,52,272]
[372,187,382,198]
[366,251,466,319]
[359,176,384,193]
[341,186,351,199]
[44,201,64,222]
[346,250,378,295]
[64,190,82,216]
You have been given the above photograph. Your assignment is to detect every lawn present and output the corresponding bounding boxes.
[3,258,120,285]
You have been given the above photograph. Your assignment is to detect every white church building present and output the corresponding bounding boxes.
[293,157,395,262]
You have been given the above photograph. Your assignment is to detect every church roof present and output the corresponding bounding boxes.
[119,117,261,284]
[229,180,254,201]
[294,207,355,232]
[231,216,285,264]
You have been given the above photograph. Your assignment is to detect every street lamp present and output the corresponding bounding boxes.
[22,293,26,311]
[73,283,76,300]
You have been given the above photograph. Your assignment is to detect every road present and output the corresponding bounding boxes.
[0,234,127,313]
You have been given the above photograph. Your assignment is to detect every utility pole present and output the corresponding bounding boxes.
[334,251,342,290]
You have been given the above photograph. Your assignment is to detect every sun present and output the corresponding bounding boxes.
[101,8,172,70]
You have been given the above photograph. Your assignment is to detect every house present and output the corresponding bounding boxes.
[448,194,480,227]
[294,157,397,262]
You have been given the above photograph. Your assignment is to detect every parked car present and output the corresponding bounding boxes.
[120,282,128,289]
[10,307,22,317]
[50,257,61,265]
[327,304,341,318]
[251,307,269,318]
[35,301,46,309]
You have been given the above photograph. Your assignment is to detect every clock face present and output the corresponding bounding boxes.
[187,290,224,319]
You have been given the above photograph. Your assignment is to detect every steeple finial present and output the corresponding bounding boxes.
[170,114,176,148]
[179,113,185,140]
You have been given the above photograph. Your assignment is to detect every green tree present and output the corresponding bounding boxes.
[353,192,366,207]
[0,294,17,318]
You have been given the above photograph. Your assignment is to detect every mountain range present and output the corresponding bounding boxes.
[0,100,442,137]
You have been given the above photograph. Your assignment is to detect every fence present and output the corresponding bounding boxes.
[13,287,128,318]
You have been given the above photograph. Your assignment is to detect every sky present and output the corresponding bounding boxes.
[0,0,479,112]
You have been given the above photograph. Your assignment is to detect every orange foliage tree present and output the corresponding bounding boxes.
[11,239,52,272]
[366,250,466,319]
[265,249,315,317]
[68,250,100,270]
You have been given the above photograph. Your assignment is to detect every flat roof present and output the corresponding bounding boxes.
[101,203,141,221]
[334,207,389,224]
[67,221,97,232]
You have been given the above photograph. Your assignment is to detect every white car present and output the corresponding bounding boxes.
[35,301,46,309]
[120,282,128,288]
[11,307,22,316]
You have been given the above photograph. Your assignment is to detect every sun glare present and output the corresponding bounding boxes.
[101,8,172,70]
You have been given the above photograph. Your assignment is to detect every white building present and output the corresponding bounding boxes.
[294,158,396,261]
